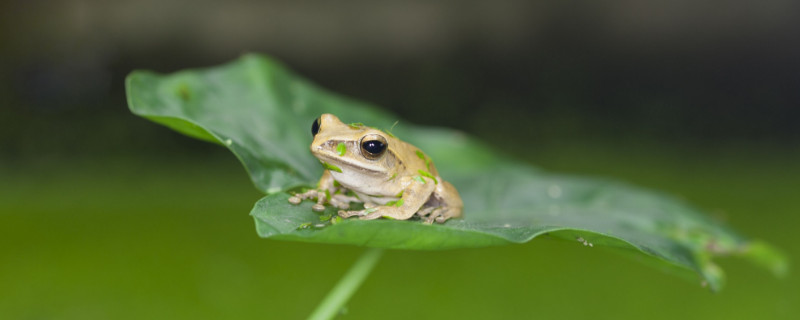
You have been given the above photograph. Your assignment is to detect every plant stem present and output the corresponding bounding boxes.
[307,248,384,320]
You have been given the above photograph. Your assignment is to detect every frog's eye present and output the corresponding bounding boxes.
[360,134,388,160]
[311,117,321,136]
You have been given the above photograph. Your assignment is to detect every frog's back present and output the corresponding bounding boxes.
[387,137,439,177]
[390,136,462,218]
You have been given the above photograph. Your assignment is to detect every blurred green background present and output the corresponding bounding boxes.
[1,1,798,319]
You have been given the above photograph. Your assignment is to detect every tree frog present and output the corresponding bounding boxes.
[288,114,463,224]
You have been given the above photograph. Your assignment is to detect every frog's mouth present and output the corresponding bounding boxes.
[314,151,387,175]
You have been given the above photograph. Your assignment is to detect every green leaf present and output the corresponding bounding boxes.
[127,53,786,291]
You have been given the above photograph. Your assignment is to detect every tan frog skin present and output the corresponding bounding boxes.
[288,114,463,224]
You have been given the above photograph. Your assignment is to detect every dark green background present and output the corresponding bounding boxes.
[1,1,797,319]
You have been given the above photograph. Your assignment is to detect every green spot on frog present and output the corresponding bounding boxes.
[336,142,347,156]
[324,189,331,202]
[395,190,404,198]
[413,176,426,184]
[322,161,342,173]
[417,169,438,184]
[385,199,404,207]
[416,150,432,170]
[348,122,364,129]
[364,208,378,214]
[387,173,397,181]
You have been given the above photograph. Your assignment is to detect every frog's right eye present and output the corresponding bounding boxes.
[360,134,388,160]
[311,117,321,136]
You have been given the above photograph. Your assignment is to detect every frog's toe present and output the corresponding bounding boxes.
[422,208,442,224]
[416,207,435,218]
[359,212,383,220]
[426,207,457,224]
[312,204,326,212]
[289,189,320,204]
[338,210,362,218]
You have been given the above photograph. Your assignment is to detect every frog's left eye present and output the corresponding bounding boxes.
[360,134,388,160]
[311,117,321,136]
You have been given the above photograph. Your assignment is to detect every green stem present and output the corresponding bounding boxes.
[307,248,384,320]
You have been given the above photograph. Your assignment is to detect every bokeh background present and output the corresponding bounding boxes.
[1,0,798,319]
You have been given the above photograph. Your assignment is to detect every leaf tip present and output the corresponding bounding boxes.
[740,240,789,278]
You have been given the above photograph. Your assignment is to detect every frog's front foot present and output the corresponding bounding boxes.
[288,189,316,204]
[329,194,359,210]
[288,189,327,212]
[290,189,361,212]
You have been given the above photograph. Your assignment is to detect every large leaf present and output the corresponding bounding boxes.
[126,54,786,291]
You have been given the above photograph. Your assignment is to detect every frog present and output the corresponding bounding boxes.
[288,114,463,224]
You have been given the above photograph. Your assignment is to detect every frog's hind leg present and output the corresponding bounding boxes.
[423,208,443,224]
[423,181,463,223]
[424,207,461,224]
[415,206,435,219]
